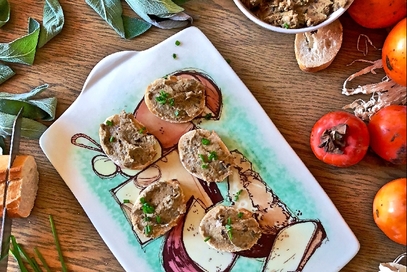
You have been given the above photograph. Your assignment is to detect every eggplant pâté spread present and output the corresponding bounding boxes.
[199,205,262,252]
[179,129,233,183]
[144,76,206,123]
[241,0,348,29]
[131,179,186,238]
[99,111,158,170]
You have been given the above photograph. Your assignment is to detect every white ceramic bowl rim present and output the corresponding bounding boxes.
[233,0,355,34]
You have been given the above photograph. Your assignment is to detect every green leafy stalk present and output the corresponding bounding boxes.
[14,243,41,272]
[38,0,65,48]
[34,247,52,272]
[0,0,10,27]
[0,18,40,65]
[49,215,68,272]
[9,236,29,272]
[0,63,15,84]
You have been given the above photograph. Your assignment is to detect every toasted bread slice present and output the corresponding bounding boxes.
[144,76,206,123]
[199,205,262,252]
[0,155,39,218]
[131,179,186,238]
[294,19,343,72]
[178,129,233,183]
[99,111,160,170]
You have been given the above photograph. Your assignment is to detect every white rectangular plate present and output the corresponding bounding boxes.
[40,26,359,272]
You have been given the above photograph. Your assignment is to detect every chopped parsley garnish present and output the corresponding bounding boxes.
[204,236,211,242]
[144,216,151,222]
[156,90,170,105]
[234,189,243,201]
[172,53,177,59]
[123,199,130,203]
[156,215,161,224]
[175,40,181,46]
[204,113,212,120]
[201,138,210,145]
[140,198,155,214]
[109,136,115,142]
[283,23,290,29]
[208,151,217,161]
[169,97,175,106]
[201,164,209,169]
[237,212,243,219]
[144,225,152,235]
[106,120,113,126]
[225,217,233,240]
[138,127,146,134]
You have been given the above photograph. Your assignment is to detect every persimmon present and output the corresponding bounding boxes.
[368,105,406,165]
[347,0,406,29]
[310,111,370,167]
[373,178,406,245]
[382,18,407,86]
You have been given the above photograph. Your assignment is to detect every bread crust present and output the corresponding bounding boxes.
[0,155,39,218]
[144,76,206,123]
[178,129,233,183]
[294,19,343,72]
[99,111,160,170]
[131,179,186,238]
[199,205,262,252]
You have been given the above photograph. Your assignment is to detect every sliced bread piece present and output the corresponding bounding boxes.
[294,19,343,72]
[144,76,206,123]
[178,129,233,183]
[131,179,186,238]
[199,205,262,252]
[0,155,39,218]
[99,111,160,170]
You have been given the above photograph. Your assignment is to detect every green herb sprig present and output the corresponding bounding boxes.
[225,217,233,240]
[234,189,243,201]
[140,197,155,214]
[156,90,170,105]
[9,215,67,272]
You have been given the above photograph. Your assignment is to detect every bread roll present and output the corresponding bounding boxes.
[178,129,233,183]
[99,111,160,170]
[144,76,206,123]
[294,19,343,72]
[131,179,186,238]
[0,155,39,218]
[199,205,262,252]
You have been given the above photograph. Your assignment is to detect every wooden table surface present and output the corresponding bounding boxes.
[1,1,406,271]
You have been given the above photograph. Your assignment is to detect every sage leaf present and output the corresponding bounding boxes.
[0,98,56,121]
[125,0,192,29]
[0,111,48,139]
[0,136,4,155]
[0,84,57,121]
[38,0,65,48]
[0,63,15,84]
[24,97,57,121]
[0,0,10,28]
[85,0,126,38]
[86,0,151,39]
[122,15,151,39]
[0,84,49,100]
[0,18,40,65]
